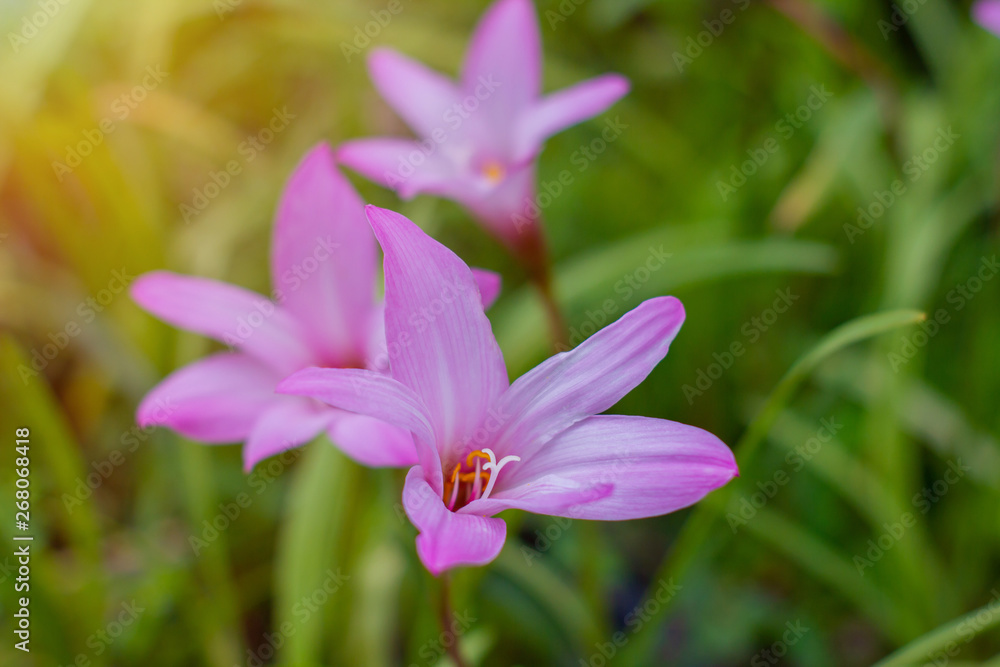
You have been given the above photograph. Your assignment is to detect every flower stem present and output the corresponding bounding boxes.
[512,219,569,349]
[438,574,469,667]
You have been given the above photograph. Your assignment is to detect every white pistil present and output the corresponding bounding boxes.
[471,456,484,500]
[479,448,520,502]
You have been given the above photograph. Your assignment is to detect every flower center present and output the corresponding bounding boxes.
[442,448,520,511]
[480,161,506,185]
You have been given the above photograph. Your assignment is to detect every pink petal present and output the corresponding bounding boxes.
[243,398,334,472]
[368,48,462,137]
[513,74,630,162]
[490,297,686,462]
[974,0,1000,35]
[137,353,282,443]
[465,415,737,520]
[336,138,469,200]
[470,268,502,309]
[329,413,418,468]
[277,367,442,488]
[272,144,375,366]
[131,271,313,375]
[403,467,507,575]
[462,0,541,131]
[365,206,509,467]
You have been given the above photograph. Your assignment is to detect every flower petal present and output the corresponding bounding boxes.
[137,353,282,443]
[974,0,1000,35]
[336,138,469,200]
[403,467,507,575]
[490,297,685,461]
[329,413,418,468]
[470,268,502,309]
[365,205,509,466]
[368,48,461,137]
[276,367,441,487]
[513,74,630,162]
[243,398,334,472]
[461,0,541,128]
[131,271,313,374]
[467,415,737,520]
[272,144,375,366]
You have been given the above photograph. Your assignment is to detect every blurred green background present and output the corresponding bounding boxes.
[1,0,999,665]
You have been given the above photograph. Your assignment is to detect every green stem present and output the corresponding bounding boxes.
[439,574,469,667]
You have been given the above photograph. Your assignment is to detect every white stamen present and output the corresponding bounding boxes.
[479,448,520,502]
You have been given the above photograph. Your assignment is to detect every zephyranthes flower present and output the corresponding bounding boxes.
[278,206,738,574]
[132,144,500,472]
[336,0,628,276]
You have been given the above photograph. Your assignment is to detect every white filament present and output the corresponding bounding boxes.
[479,448,520,502]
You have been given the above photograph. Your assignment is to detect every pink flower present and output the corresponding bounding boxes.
[974,0,1000,35]
[336,0,628,271]
[132,144,501,472]
[278,206,738,575]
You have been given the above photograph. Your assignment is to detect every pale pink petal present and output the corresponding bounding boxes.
[974,0,1000,35]
[461,0,541,130]
[365,206,509,467]
[131,271,313,374]
[368,48,462,137]
[513,74,630,162]
[470,268,502,309]
[329,413,418,468]
[464,415,737,519]
[272,144,375,366]
[276,367,442,487]
[403,467,507,575]
[337,138,470,200]
[490,297,686,461]
[243,398,334,472]
[137,353,282,443]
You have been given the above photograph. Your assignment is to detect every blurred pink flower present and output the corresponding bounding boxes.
[974,1,1000,35]
[278,206,738,575]
[132,144,501,472]
[336,0,628,273]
